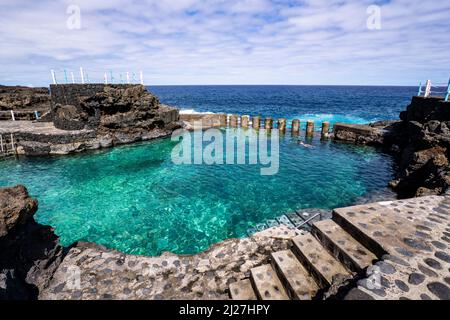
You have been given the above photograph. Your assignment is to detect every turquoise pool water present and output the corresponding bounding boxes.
[0,129,395,256]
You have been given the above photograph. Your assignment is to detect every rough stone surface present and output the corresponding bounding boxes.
[50,84,179,133]
[1,85,181,156]
[39,227,293,300]
[0,185,37,237]
[250,264,289,300]
[333,122,385,145]
[0,86,50,113]
[2,185,450,300]
[292,232,351,287]
[180,113,227,130]
[312,219,377,272]
[332,96,450,198]
[271,249,319,299]
[0,185,64,300]
[338,194,450,300]
[229,279,256,300]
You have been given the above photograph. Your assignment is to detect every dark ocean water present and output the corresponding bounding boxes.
[150,85,417,124]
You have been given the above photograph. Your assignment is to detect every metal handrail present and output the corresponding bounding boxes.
[418,79,450,101]
[296,212,322,229]
[0,110,40,120]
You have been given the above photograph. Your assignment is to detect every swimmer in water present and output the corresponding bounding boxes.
[298,141,314,148]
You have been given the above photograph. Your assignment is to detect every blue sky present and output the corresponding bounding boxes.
[0,0,449,86]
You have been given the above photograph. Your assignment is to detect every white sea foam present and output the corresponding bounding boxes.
[179,109,214,115]
[291,113,370,125]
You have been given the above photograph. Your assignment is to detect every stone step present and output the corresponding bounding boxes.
[250,264,289,300]
[277,215,295,228]
[312,220,377,273]
[285,212,305,228]
[229,279,257,300]
[271,250,319,300]
[292,233,351,288]
[332,202,419,258]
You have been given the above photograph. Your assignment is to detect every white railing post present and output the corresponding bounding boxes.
[0,134,3,152]
[417,82,422,96]
[80,67,85,84]
[10,110,15,121]
[140,70,144,85]
[445,78,450,102]
[104,72,108,84]
[71,72,75,84]
[424,80,431,97]
[126,72,130,84]
[10,133,14,151]
[51,69,57,84]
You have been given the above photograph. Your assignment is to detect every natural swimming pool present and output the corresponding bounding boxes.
[0,128,395,256]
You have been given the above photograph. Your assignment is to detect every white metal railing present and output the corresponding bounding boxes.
[0,133,16,157]
[50,68,145,85]
[0,110,40,121]
[418,79,450,101]
[296,212,322,229]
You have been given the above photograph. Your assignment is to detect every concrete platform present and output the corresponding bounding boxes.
[0,120,93,136]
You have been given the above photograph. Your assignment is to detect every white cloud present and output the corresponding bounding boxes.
[0,0,449,86]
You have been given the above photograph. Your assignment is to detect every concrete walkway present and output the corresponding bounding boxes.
[0,120,93,135]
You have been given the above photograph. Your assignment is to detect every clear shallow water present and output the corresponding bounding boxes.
[151,85,416,127]
[0,129,395,256]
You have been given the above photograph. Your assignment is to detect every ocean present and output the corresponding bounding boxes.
[150,85,417,124]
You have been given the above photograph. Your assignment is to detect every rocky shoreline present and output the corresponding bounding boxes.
[0,84,181,156]
[1,88,449,300]
[0,85,50,113]
[0,185,298,300]
[333,96,450,198]
[0,186,64,299]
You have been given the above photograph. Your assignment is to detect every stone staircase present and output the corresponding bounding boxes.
[229,216,375,300]
[228,195,450,300]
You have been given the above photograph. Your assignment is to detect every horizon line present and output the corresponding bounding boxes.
[1,83,422,88]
